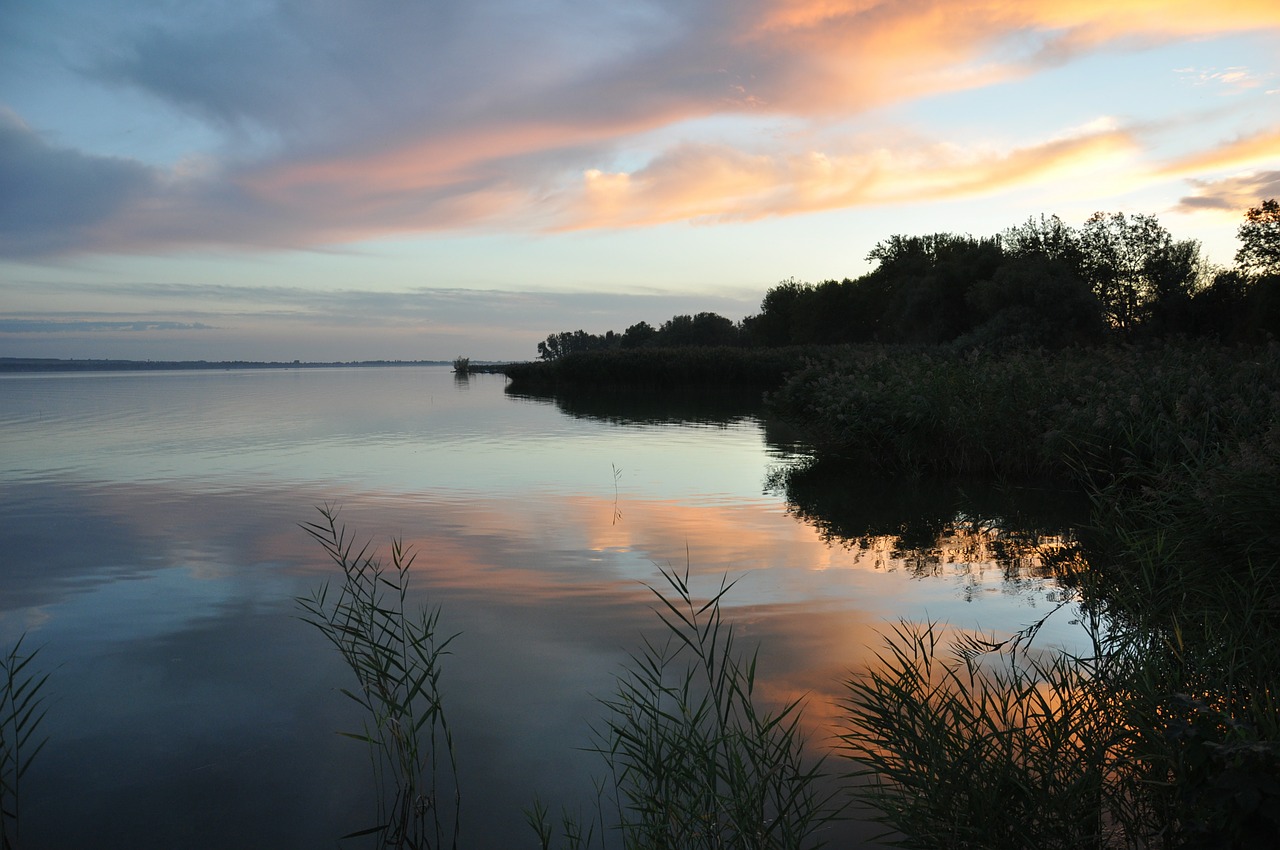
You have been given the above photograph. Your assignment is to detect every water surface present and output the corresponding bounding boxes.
[0,366,1085,848]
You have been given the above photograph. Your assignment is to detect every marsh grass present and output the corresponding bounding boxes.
[768,341,1280,483]
[297,506,460,849]
[839,617,1134,850]
[587,567,840,850]
[502,346,829,392]
[0,636,48,850]
[839,485,1280,850]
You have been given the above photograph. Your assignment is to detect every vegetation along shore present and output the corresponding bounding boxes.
[493,203,1280,847]
[6,202,1277,848]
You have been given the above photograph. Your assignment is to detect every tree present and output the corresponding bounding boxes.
[1001,214,1082,267]
[1077,212,1200,332]
[963,254,1105,349]
[536,329,614,360]
[656,312,737,347]
[1236,199,1280,276]
[621,321,657,349]
[865,233,1003,344]
[1145,237,1207,335]
[749,278,812,346]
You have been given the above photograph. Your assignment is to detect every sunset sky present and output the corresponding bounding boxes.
[3,0,1279,362]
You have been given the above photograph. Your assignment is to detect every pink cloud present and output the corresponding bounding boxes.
[561,125,1138,228]
[6,0,1280,258]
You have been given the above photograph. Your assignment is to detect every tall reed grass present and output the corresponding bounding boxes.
[0,636,48,850]
[840,618,1127,849]
[503,346,831,392]
[771,341,1280,847]
[297,506,460,850]
[768,341,1280,484]
[834,420,1280,847]
[529,566,840,850]
[591,568,839,850]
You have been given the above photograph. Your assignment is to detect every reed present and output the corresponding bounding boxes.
[768,341,1280,483]
[588,567,839,850]
[502,346,830,393]
[0,635,49,850]
[837,447,1280,849]
[297,506,460,850]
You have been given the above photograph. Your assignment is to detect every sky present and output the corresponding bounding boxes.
[2,0,1279,362]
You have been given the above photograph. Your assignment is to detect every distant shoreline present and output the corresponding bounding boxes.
[0,357,471,373]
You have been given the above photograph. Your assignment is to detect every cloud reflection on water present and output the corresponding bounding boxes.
[1,367,1090,848]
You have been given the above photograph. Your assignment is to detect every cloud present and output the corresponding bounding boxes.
[747,1,1280,103]
[4,0,1279,258]
[1176,65,1278,94]
[1176,170,1280,212]
[0,319,216,333]
[0,110,159,257]
[0,281,763,361]
[564,124,1138,228]
[1157,127,1280,177]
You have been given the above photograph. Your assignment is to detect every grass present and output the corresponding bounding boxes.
[839,618,1122,849]
[586,567,840,850]
[0,635,49,850]
[293,338,1280,846]
[502,346,832,393]
[298,510,840,850]
[296,506,460,850]
[832,413,1280,848]
[764,340,1280,848]
[526,565,840,850]
[767,341,1280,483]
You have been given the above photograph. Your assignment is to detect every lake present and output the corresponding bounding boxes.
[0,365,1088,849]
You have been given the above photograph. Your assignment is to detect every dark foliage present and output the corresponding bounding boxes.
[537,202,1279,365]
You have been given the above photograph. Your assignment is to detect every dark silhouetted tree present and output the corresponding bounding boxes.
[1144,237,1208,335]
[963,255,1105,349]
[657,312,738,347]
[1001,214,1082,267]
[621,321,657,349]
[537,329,616,360]
[749,278,812,346]
[1077,212,1200,332]
[1236,199,1280,276]
[865,233,1003,344]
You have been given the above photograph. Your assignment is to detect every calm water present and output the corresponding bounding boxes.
[0,366,1086,849]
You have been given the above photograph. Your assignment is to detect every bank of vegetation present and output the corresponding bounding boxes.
[6,205,1277,849]
[502,201,1280,848]
[510,202,1279,392]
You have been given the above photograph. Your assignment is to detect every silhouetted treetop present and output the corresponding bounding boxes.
[533,201,1280,358]
[1236,199,1280,276]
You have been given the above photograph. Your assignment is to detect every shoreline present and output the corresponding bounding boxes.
[0,357,503,374]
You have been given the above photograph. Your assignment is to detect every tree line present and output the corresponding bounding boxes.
[534,200,1280,358]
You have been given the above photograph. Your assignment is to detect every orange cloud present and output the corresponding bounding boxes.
[756,1,1280,43]
[1157,126,1280,177]
[566,125,1137,228]
[15,0,1278,258]
[745,1,1280,112]
[223,1,1267,244]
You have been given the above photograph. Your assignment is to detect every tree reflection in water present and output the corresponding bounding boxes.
[767,456,1090,600]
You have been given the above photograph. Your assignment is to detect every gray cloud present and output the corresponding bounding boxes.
[1177,170,1280,211]
[0,281,762,361]
[3,280,759,326]
[0,111,159,257]
[0,319,216,333]
[5,1,1277,260]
